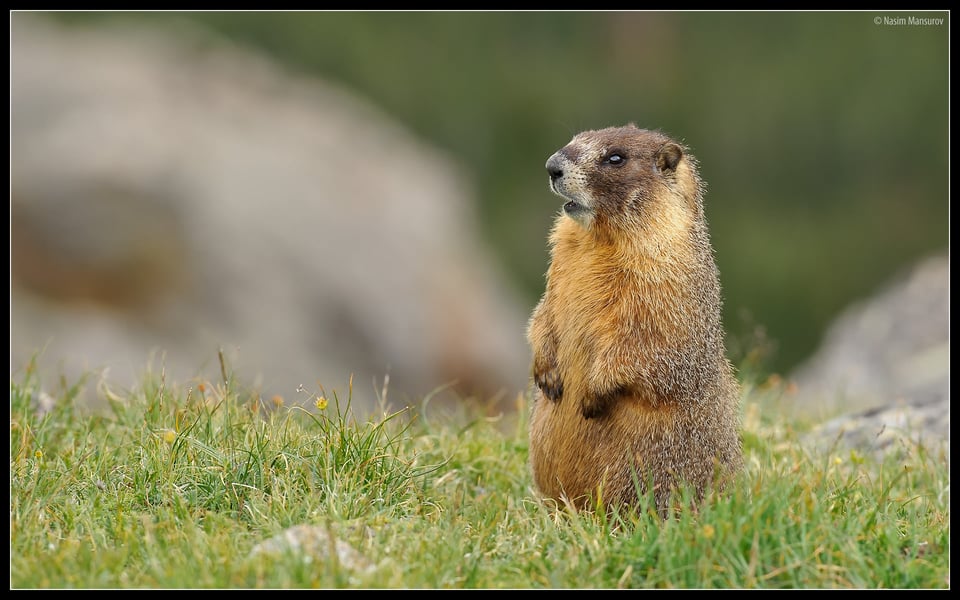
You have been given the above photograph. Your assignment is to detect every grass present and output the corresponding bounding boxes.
[9,362,950,589]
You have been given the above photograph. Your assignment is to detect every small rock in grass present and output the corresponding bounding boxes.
[249,524,374,574]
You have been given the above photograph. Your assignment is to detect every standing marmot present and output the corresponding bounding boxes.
[528,124,742,515]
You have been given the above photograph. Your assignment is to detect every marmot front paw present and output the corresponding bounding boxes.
[534,367,563,403]
[580,386,627,420]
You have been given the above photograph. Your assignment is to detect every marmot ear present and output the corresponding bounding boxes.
[655,142,683,174]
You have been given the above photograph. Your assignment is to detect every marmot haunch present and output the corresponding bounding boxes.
[527,124,742,515]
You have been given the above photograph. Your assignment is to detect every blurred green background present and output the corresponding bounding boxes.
[52,11,949,377]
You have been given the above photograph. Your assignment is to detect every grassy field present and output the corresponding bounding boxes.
[10,360,950,589]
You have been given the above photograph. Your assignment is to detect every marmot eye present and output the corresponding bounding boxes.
[603,153,625,166]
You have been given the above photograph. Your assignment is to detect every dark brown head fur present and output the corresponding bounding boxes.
[545,124,703,237]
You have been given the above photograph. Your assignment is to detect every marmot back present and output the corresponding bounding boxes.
[527,124,742,515]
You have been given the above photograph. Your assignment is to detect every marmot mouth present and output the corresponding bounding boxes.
[563,200,587,215]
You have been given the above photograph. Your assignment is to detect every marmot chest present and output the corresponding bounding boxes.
[548,249,640,394]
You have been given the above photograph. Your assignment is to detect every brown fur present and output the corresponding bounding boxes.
[528,124,742,515]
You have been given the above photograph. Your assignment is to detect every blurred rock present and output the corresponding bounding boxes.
[249,524,374,574]
[11,15,530,412]
[789,253,949,457]
[806,396,949,461]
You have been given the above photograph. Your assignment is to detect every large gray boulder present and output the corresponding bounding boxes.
[11,16,530,411]
[788,253,949,458]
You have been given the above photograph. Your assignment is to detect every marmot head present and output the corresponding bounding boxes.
[545,124,702,236]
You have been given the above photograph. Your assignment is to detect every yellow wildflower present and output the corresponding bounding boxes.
[702,524,715,539]
[163,430,177,444]
[315,396,328,411]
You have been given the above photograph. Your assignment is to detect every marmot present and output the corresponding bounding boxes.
[527,124,742,515]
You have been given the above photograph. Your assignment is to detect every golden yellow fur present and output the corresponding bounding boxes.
[528,125,742,515]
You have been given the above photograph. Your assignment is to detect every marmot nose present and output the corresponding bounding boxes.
[546,155,564,181]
